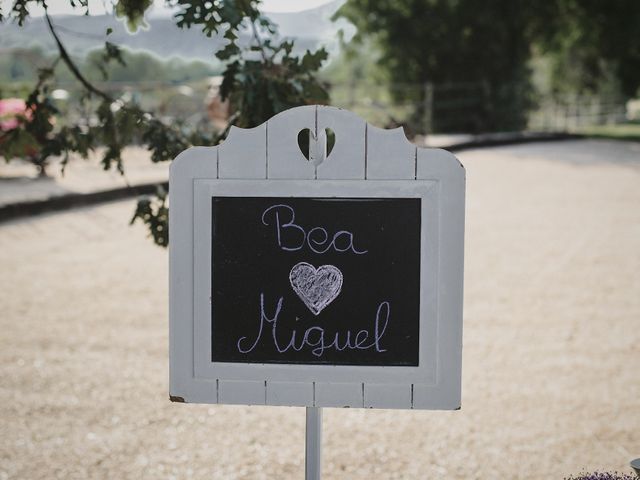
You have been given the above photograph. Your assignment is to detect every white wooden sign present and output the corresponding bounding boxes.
[169,105,464,410]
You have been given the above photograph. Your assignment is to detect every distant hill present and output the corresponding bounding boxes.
[0,0,353,62]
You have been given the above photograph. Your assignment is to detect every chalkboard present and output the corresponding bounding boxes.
[211,196,421,366]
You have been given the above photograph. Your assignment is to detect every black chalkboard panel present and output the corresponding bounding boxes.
[211,197,421,366]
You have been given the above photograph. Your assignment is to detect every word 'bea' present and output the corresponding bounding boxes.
[261,204,367,255]
[237,294,390,357]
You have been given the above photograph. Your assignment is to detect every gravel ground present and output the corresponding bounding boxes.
[1,139,639,479]
[0,147,168,207]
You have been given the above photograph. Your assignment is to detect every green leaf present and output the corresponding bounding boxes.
[131,189,169,247]
[216,42,241,61]
[114,0,153,32]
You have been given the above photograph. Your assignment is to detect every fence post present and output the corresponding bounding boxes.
[423,82,434,136]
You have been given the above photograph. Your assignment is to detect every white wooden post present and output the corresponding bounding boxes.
[305,407,322,480]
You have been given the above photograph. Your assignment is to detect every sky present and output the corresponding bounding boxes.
[259,0,338,13]
[1,0,338,16]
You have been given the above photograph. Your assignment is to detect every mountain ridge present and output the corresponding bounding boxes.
[0,1,353,62]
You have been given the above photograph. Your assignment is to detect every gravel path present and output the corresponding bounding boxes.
[1,139,638,479]
[0,147,168,207]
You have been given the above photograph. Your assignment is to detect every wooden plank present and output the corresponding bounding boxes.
[412,383,461,410]
[315,382,363,408]
[316,106,366,180]
[267,105,316,179]
[169,146,218,404]
[416,147,464,181]
[415,146,465,411]
[218,125,267,179]
[218,379,266,406]
[178,380,217,404]
[366,125,416,179]
[266,381,314,407]
[364,384,412,409]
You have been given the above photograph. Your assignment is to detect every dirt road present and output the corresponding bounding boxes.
[1,139,638,479]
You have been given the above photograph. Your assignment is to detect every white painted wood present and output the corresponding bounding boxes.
[308,128,327,167]
[316,106,366,180]
[414,147,465,410]
[218,380,266,405]
[417,147,465,182]
[169,146,217,404]
[364,384,412,409]
[169,106,465,410]
[366,124,416,179]
[412,384,461,410]
[191,180,438,387]
[218,125,266,179]
[305,407,322,480]
[267,105,316,179]
[267,381,314,406]
[315,382,363,408]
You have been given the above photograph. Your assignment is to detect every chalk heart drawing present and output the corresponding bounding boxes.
[289,262,343,316]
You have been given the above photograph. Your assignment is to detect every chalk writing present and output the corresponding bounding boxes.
[237,294,390,357]
[261,204,368,255]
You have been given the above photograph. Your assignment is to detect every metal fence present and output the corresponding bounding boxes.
[1,79,632,136]
[527,94,629,131]
[327,81,631,135]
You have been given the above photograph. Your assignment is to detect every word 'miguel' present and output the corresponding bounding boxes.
[237,294,390,357]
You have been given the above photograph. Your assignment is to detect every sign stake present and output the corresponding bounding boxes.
[305,407,322,480]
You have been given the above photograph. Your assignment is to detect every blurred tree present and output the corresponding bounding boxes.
[0,47,50,83]
[336,0,640,133]
[336,0,537,133]
[531,0,640,97]
[0,47,221,84]
[0,0,329,246]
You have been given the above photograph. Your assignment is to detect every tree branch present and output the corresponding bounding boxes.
[250,19,268,62]
[43,9,211,166]
[45,11,113,102]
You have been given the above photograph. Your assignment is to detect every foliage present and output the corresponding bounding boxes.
[85,50,221,84]
[336,0,537,133]
[320,38,388,88]
[0,0,329,246]
[217,29,329,128]
[578,121,640,143]
[335,0,640,133]
[531,0,640,98]
[130,185,168,246]
[0,47,222,91]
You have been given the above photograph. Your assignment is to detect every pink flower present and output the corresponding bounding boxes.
[0,98,31,131]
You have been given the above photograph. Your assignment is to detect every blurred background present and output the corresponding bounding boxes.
[1,1,638,479]
[3,1,640,142]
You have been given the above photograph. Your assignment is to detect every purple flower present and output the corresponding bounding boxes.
[564,472,637,480]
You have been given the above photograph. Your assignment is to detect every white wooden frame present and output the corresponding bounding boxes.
[169,105,465,410]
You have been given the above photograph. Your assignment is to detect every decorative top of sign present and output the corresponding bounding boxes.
[172,104,463,182]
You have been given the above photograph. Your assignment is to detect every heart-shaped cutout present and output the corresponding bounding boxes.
[289,262,343,316]
[297,128,335,166]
